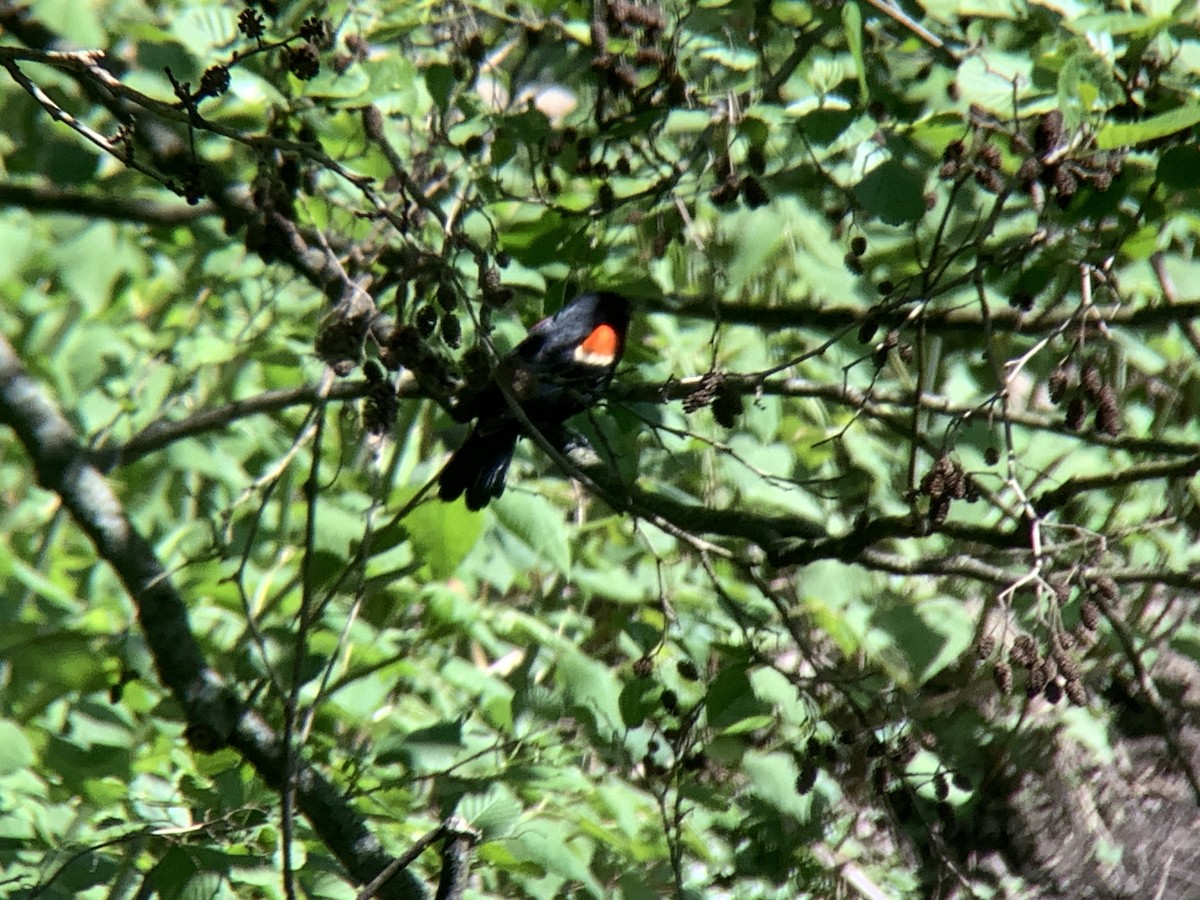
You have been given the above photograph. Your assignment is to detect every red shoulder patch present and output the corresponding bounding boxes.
[579,323,620,358]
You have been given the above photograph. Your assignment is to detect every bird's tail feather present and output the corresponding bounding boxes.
[437,426,519,511]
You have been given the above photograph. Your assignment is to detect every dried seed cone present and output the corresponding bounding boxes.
[1026,660,1048,697]
[1065,395,1087,430]
[977,635,996,659]
[1080,362,1103,399]
[1065,679,1088,706]
[1048,367,1070,404]
[993,661,1014,695]
[1036,110,1064,153]
[1093,575,1119,604]
[1011,635,1037,668]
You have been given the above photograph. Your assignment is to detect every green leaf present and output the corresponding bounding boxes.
[1157,145,1200,190]
[0,217,35,282]
[699,45,758,71]
[171,6,238,53]
[492,491,571,574]
[0,540,82,610]
[842,2,868,105]
[705,664,771,733]
[663,109,714,133]
[499,210,588,267]
[1120,223,1159,261]
[0,720,34,776]
[458,785,523,842]
[36,0,105,45]
[1067,12,1164,36]
[504,820,604,899]
[52,223,138,313]
[853,160,927,225]
[556,649,623,737]
[5,630,104,694]
[303,64,371,101]
[425,63,455,112]
[1097,105,1200,149]
[363,56,432,116]
[921,0,1023,21]
[743,750,812,820]
[618,678,659,728]
[148,846,214,900]
[568,558,646,603]
[873,597,973,684]
[954,52,1033,116]
[738,115,770,150]
[385,719,466,772]
[1057,50,1122,129]
[728,207,788,289]
[771,1,815,27]
[407,497,485,579]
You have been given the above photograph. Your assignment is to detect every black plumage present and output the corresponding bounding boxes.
[438,291,630,510]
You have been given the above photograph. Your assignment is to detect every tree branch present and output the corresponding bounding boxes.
[657,294,1200,337]
[615,373,1198,458]
[0,334,429,900]
[0,181,215,224]
[105,379,378,469]
[1034,454,1200,515]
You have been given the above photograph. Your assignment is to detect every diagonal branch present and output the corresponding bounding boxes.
[0,334,429,900]
[105,379,378,469]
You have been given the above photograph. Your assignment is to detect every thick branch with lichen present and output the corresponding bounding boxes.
[0,334,429,900]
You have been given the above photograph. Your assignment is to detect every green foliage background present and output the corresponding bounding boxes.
[2,0,1200,897]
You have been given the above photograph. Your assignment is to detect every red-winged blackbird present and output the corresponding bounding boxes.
[438,291,631,510]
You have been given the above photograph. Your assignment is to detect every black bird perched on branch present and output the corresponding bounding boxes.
[438,291,631,510]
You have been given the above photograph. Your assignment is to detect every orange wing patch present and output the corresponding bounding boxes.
[574,323,621,365]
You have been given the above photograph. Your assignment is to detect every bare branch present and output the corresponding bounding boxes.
[0,181,215,223]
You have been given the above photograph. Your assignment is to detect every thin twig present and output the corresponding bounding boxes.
[355,824,445,900]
